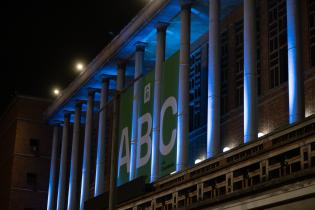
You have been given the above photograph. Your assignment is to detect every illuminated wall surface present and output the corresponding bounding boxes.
[118,52,179,186]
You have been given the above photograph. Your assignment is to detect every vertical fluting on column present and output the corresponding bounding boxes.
[177,1,191,171]
[207,0,221,158]
[80,90,95,210]
[94,78,110,196]
[47,124,60,210]
[151,22,168,183]
[287,0,304,124]
[67,102,82,210]
[109,60,126,210]
[244,0,258,143]
[130,42,145,180]
[57,112,71,210]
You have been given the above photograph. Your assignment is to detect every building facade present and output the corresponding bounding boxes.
[0,95,52,210]
[46,0,315,210]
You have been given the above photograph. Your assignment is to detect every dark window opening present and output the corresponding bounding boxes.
[268,0,288,88]
[309,0,315,67]
[234,19,244,107]
[26,173,37,190]
[221,30,229,115]
[30,138,39,153]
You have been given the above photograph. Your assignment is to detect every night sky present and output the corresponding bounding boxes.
[1,0,147,113]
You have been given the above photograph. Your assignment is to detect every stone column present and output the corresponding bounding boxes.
[67,102,83,210]
[130,42,145,180]
[80,89,96,210]
[47,124,60,210]
[177,1,191,171]
[207,0,221,158]
[109,60,126,210]
[94,78,110,196]
[287,0,304,124]
[244,0,258,143]
[57,112,71,210]
[151,22,168,182]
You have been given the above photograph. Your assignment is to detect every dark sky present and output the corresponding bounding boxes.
[1,0,147,113]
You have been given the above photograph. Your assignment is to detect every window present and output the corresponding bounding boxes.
[234,19,244,107]
[189,49,202,131]
[256,2,262,96]
[268,0,288,88]
[30,138,39,153]
[309,0,315,67]
[221,30,229,115]
[26,173,37,190]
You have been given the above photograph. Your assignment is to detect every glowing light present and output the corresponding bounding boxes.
[170,171,176,175]
[258,132,265,138]
[223,147,231,152]
[53,88,60,96]
[76,62,85,72]
[194,159,202,164]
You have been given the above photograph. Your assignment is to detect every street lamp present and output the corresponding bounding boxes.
[53,88,60,96]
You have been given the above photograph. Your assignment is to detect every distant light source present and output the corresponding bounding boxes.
[194,159,202,164]
[223,147,231,152]
[53,88,60,96]
[170,171,176,175]
[258,132,265,138]
[76,62,85,72]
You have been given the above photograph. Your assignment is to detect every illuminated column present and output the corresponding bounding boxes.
[177,1,191,171]
[130,42,145,180]
[151,22,168,182]
[287,0,304,124]
[57,112,71,210]
[47,124,60,210]
[67,102,82,210]
[109,60,126,210]
[116,60,126,91]
[94,78,110,196]
[244,0,258,143]
[207,0,220,158]
[79,89,96,210]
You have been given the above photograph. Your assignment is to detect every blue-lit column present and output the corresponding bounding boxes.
[94,78,110,196]
[130,42,145,180]
[67,101,83,210]
[109,60,126,210]
[151,22,168,182]
[244,0,258,143]
[207,0,220,158]
[57,112,71,210]
[80,89,96,210]
[177,1,191,171]
[287,0,304,124]
[47,124,60,210]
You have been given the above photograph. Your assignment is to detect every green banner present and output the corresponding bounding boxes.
[159,52,179,177]
[117,70,155,185]
[117,86,133,186]
[136,70,154,182]
[117,51,179,185]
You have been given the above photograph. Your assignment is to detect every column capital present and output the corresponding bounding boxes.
[180,0,192,10]
[51,120,62,126]
[64,111,72,118]
[87,88,100,96]
[135,42,146,52]
[116,59,127,69]
[75,100,85,107]
[155,22,169,32]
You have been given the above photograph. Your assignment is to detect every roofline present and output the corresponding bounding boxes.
[45,0,170,119]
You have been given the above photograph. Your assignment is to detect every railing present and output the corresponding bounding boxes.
[117,115,315,210]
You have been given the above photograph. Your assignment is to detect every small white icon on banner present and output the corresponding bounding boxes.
[144,83,150,104]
